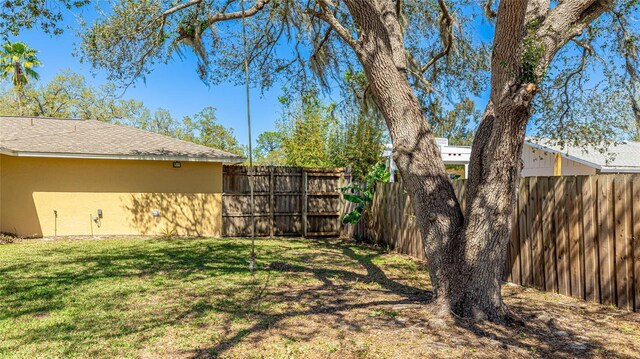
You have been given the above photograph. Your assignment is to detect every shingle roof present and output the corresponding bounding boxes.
[525,138,640,173]
[0,116,245,162]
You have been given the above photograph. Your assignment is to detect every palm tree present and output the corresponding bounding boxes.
[0,42,41,115]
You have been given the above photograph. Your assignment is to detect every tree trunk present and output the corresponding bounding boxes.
[446,96,532,321]
[16,86,23,116]
[338,0,607,322]
[343,0,467,315]
[342,0,541,321]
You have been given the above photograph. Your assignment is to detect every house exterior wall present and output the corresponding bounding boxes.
[561,155,598,175]
[521,144,597,177]
[0,154,223,237]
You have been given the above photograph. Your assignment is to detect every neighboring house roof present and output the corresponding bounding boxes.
[0,116,245,163]
[524,138,640,173]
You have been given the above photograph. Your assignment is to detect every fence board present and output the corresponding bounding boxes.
[520,180,533,286]
[511,181,522,285]
[580,176,599,302]
[540,177,556,293]
[555,177,570,296]
[348,174,640,312]
[567,177,583,299]
[633,179,640,312]
[530,177,545,289]
[614,175,631,310]
[598,176,615,305]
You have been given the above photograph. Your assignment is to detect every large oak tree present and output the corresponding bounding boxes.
[78,0,639,321]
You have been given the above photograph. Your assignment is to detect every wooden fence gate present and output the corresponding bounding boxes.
[222,166,350,237]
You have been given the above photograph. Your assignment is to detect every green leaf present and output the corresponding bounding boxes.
[342,210,363,224]
[343,193,364,203]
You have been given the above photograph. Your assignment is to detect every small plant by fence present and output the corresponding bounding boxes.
[346,175,640,312]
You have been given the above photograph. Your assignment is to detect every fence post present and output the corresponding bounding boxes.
[269,167,275,237]
[337,169,345,237]
[302,169,308,237]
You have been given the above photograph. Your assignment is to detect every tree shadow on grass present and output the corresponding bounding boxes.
[191,243,432,358]
[190,241,620,358]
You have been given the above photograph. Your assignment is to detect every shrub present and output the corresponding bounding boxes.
[0,232,21,244]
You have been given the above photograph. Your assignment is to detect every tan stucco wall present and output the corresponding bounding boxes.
[521,144,597,177]
[0,155,222,237]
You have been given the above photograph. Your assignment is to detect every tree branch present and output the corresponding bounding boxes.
[133,0,206,35]
[162,0,202,17]
[307,0,359,50]
[558,46,590,121]
[611,9,640,139]
[490,0,528,101]
[525,0,550,23]
[420,0,452,73]
[534,0,611,73]
[205,0,271,26]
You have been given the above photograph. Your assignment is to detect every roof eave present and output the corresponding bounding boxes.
[0,149,245,164]
[599,167,640,173]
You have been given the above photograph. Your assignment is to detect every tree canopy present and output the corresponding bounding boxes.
[0,1,89,38]
[80,0,488,132]
[0,41,41,114]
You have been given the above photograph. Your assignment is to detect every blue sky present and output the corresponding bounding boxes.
[10,11,285,147]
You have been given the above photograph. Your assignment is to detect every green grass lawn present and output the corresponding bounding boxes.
[1,237,639,358]
[0,237,427,358]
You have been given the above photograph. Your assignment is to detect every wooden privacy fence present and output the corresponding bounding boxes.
[222,166,350,237]
[348,175,640,312]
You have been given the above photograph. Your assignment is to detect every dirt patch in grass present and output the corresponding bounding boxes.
[0,237,638,358]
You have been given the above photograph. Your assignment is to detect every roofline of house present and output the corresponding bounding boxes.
[0,148,245,164]
[523,140,603,170]
[599,167,640,173]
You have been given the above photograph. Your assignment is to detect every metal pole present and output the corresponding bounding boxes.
[241,0,256,272]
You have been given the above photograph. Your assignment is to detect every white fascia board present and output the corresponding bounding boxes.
[0,149,245,164]
[599,167,640,173]
[442,160,471,165]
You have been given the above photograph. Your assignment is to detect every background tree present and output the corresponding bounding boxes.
[276,88,338,167]
[425,97,478,146]
[330,70,388,181]
[0,69,145,121]
[181,106,245,155]
[79,0,639,321]
[329,112,387,181]
[0,41,41,114]
[126,107,185,138]
[254,131,285,165]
